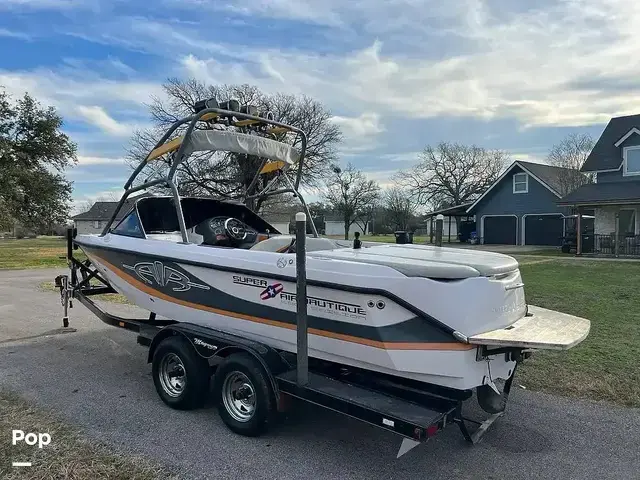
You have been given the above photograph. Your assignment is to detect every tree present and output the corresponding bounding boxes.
[307,202,331,234]
[128,79,342,212]
[546,133,593,196]
[381,186,418,231]
[0,90,76,231]
[396,143,508,210]
[323,164,380,239]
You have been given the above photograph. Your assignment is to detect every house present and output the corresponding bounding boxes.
[466,161,585,245]
[72,198,136,234]
[261,214,291,234]
[324,214,368,238]
[558,114,640,255]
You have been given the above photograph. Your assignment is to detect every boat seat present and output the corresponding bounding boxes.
[145,230,203,244]
[250,235,340,253]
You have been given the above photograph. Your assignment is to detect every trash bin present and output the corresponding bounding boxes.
[407,232,414,244]
[394,231,408,244]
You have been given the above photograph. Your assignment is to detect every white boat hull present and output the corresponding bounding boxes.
[76,233,587,391]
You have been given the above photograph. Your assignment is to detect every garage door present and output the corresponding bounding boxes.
[483,216,517,244]
[524,215,563,246]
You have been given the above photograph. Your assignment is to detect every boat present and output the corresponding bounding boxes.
[72,99,590,410]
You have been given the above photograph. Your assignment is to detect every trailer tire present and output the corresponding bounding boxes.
[152,335,210,410]
[214,353,275,437]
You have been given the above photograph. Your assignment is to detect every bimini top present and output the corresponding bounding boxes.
[147,129,301,168]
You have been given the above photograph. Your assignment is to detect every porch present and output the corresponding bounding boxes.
[560,203,640,256]
[587,205,640,255]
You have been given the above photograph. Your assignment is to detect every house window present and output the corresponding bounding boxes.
[618,209,636,236]
[513,173,528,193]
[623,146,640,176]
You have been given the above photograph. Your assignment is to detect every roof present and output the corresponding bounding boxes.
[558,181,640,206]
[424,202,473,218]
[72,196,141,221]
[466,161,584,213]
[519,161,585,195]
[72,201,128,221]
[582,114,640,172]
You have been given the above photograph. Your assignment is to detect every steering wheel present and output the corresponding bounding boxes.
[224,217,248,242]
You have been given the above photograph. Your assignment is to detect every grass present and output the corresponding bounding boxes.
[0,237,85,270]
[0,391,176,480]
[514,257,640,407]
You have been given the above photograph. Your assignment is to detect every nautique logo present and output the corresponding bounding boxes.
[123,261,210,292]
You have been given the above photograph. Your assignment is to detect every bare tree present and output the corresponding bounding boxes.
[128,79,342,212]
[76,200,94,214]
[382,186,418,231]
[396,143,508,210]
[323,164,380,239]
[547,133,594,196]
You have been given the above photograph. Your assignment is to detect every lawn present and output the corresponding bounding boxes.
[0,391,176,480]
[514,257,640,407]
[0,237,80,269]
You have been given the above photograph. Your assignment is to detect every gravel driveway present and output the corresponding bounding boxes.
[1,268,638,479]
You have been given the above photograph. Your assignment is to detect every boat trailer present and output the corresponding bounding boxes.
[55,218,515,458]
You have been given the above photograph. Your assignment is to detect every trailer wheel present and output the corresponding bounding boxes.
[152,336,210,410]
[214,353,275,436]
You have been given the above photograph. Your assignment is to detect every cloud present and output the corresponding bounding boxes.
[0,28,32,40]
[0,0,93,10]
[379,151,421,164]
[76,155,126,165]
[330,112,384,138]
[0,67,160,140]
[165,1,640,129]
[5,0,640,207]
[76,106,129,136]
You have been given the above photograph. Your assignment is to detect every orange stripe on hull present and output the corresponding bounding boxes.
[92,253,473,352]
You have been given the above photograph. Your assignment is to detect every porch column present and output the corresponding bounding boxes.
[614,209,620,257]
[576,209,582,255]
[448,215,452,242]
[429,216,434,244]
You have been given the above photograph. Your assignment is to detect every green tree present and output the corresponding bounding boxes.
[0,90,76,232]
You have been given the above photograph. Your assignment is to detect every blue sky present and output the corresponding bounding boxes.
[1,0,638,210]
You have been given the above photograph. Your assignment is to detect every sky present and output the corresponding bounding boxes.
[1,0,640,212]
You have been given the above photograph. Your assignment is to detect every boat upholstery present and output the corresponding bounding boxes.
[311,244,519,279]
[250,235,340,253]
[145,230,204,244]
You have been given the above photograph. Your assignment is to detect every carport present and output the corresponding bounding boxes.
[423,203,475,243]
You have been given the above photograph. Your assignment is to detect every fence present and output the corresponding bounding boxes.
[588,234,640,256]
